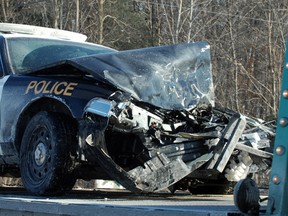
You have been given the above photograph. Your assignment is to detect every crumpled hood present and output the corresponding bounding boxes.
[69,42,214,110]
[37,41,214,110]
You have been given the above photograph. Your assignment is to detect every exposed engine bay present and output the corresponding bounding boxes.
[79,96,274,193]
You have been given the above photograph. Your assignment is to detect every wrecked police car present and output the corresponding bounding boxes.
[0,23,274,195]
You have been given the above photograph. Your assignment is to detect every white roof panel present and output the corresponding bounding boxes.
[0,23,87,42]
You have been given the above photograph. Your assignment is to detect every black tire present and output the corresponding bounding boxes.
[20,111,76,196]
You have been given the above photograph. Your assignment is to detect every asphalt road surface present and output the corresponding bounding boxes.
[0,187,268,216]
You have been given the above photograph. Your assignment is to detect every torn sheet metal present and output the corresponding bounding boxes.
[80,99,275,193]
[67,41,214,110]
[206,113,247,172]
[128,153,212,192]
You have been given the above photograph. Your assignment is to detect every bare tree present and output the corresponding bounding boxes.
[51,0,59,28]
[75,0,80,31]
[1,0,8,22]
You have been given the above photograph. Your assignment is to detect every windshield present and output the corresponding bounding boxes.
[6,37,116,74]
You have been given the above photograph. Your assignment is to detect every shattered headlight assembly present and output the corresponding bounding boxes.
[85,98,114,118]
[84,97,162,130]
[84,98,129,120]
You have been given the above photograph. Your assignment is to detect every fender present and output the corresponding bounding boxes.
[0,74,117,164]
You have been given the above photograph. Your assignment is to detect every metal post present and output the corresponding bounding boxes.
[267,37,288,215]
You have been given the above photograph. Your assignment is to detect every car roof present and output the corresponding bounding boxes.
[0,23,115,52]
[0,23,87,42]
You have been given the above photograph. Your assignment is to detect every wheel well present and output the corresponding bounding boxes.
[15,97,76,153]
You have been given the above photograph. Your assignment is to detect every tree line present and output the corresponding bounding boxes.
[1,0,287,120]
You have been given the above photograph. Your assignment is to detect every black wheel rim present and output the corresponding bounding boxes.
[27,125,53,183]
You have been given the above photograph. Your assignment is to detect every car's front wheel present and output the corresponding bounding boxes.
[20,111,76,195]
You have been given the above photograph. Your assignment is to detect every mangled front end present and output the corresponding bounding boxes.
[74,42,274,193]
